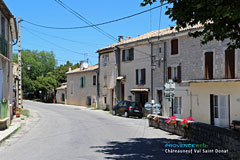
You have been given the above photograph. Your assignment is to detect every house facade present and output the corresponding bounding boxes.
[97,46,117,110]
[0,0,17,129]
[56,83,67,104]
[66,64,98,107]
[97,25,240,128]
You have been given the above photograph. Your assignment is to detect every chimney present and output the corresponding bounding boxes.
[126,36,131,40]
[80,61,84,70]
[68,66,72,72]
[118,36,123,42]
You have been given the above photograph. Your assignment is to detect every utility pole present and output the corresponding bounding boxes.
[17,17,22,109]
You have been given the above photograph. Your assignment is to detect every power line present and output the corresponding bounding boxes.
[22,26,96,57]
[54,0,117,42]
[22,3,167,30]
[22,26,108,46]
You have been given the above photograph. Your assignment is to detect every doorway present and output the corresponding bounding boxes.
[211,95,230,128]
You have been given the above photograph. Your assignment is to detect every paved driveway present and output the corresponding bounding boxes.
[0,100,225,160]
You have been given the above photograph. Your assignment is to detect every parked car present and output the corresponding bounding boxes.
[112,101,143,118]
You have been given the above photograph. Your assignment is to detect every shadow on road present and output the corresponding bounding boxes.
[91,138,225,160]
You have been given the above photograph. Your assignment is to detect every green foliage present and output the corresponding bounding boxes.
[21,109,30,118]
[34,72,58,93]
[141,0,240,49]
[13,50,57,92]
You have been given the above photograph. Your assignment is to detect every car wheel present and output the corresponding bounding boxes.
[112,110,116,115]
[124,111,129,118]
[138,115,143,119]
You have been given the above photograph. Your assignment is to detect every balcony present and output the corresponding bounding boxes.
[0,36,8,58]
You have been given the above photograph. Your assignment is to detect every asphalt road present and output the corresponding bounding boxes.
[0,100,225,160]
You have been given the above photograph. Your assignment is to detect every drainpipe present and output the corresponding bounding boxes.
[151,43,154,102]
[96,54,100,108]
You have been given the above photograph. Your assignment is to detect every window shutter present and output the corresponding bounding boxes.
[171,39,178,55]
[129,48,134,60]
[141,69,146,84]
[122,50,125,61]
[177,66,181,83]
[83,76,85,88]
[136,69,139,85]
[80,77,82,88]
[205,52,213,79]
[210,94,214,125]
[168,67,171,80]
[225,50,235,79]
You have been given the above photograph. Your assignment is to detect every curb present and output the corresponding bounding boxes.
[0,119,21,143]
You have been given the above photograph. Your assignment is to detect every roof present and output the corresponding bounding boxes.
[56,85,67,90]
[97,24,203,53]
[0,0,14,19]
[183,79,240,83]
[66,65,98,75]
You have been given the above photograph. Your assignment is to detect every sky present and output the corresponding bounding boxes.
[4,0,175,66]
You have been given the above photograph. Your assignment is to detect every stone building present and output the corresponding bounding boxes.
[0,0,17,129]
[66,64,98,107]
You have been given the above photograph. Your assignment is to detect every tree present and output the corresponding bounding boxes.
[141,0,240,49]
[53,61,80,86]
[13,50,57,93]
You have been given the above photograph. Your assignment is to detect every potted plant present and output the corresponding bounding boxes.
[147,114,153,126]
[166,115,177,128]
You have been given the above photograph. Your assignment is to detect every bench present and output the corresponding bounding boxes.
[231,120,240,130]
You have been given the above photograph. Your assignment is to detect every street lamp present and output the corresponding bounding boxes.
[27,64,31,71]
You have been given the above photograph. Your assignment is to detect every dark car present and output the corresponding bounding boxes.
[112,101,143,118]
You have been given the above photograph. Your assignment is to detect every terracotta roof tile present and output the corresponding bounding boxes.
[66,65,98,74]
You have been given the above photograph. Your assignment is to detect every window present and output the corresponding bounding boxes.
[168,66,181,83]
[104,75,107,87]
[80,76,85,88]
[93,75,96,85]
[173,97,182,115]
[225,49,235,79]
[103,55,109,66]
[70,81,74,95]
[171,39,178,55]
[122,48,134,61]
[205,52,213,80]
[136,68,146,85]
[104,97,107,104]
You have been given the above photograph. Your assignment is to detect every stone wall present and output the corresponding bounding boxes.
[149,115,240,160]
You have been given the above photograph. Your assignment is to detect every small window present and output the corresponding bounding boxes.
[104,97,107,104]
[80,76,85,88]
[168,66,181,83]
[103,55,109,66]
[173,97,182,115]
[171,39,178,55]
[136,68,146,85]
[122,48,134,62]
[104,75,107,87]
[1,17,5,40]
[93,75,96,85]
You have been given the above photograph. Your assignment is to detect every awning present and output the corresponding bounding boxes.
[116,76,125,80]
[182,79,240,83]
[130,88,149,92]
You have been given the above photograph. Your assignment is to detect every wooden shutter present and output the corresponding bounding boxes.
[171,39,178,55]
[225,50,235,79]
[136,69,139,85]
[141,69,146,84]
[83,76,85,88]
[122,50,125,61]
[177,66,181,83]
[129,48,134,60]
[210,94,214,125]
[80,77,82,88]
[205,52,213,79]
[168,67,171,80]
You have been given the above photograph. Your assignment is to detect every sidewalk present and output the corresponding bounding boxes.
[0,117,22,143]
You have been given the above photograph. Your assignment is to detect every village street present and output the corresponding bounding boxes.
[0,101,224,160]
